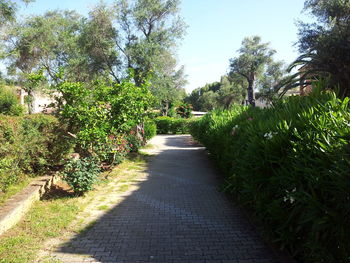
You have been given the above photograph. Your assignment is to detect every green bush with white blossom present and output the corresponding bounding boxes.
[190,86,350,263]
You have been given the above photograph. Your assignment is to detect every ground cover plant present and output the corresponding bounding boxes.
[190,86,350,263]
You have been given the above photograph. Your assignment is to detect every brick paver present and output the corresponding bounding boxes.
[55,135,281,263]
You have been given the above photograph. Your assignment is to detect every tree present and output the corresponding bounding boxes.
[5,10,81,82]
[229,36,277,106]
[218,75,246,108]
[284,0,350,98]
[0,0,33,26]
[23,69,45,114]
[255,61,285,103]
[3,0,186,111]
[185,76,245,111]
[114,0,187,113]
[77,3,120,82]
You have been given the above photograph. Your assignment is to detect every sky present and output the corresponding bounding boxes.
[17,0,312,92]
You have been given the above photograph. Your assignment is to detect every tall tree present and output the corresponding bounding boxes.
[218,75,246,108]
[113,0,187,113]
[229,36,276,106]
[77,3,120,82]
[284,0,350,98]
[5,10,81,81]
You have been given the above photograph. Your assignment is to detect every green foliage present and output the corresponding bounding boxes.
[0,86,24,115]
[0,0,34,25]
[126,130,143,152]
[144,120,157,140]
[282,0,350,98]
[176,103,192,118]
[229,36,285,106]
[61,157,100,195]
[0,114,72,192]
[23,70,46,114]
[154,116,191,134]
[185,75,246,111]
[54,77,153,162]
[191,86,350,262]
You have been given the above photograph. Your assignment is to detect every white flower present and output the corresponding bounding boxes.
[264,131,278,140]
[283,188,296,204]
[231,125,239,136]
[264,132,273,139]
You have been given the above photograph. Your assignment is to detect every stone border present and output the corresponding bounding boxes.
[0,174,58,236]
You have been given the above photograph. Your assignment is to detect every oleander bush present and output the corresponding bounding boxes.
[190,87,350,263]
[0,114,72,193]
[154,116,192,134]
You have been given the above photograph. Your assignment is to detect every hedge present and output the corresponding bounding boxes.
[154,116,192,134]
[190,90,350,263]
[144,120,157,140]
[0,114,72,193]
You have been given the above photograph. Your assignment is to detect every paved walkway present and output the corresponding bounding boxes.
[49,135,281,263]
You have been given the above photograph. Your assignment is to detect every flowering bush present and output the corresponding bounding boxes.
[190,88,350,263]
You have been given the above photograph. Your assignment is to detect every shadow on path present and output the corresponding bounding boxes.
[56,135,281,263]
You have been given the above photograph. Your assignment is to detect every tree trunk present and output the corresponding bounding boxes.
[27,89,35,114]
[247,79,255,107]
[162,100,169,116]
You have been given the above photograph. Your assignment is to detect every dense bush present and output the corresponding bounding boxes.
[54,78,153,162]
[61,157,100,195]
[0,86,24,116]
[190,89,350,263]
[0,114,72,192]
[154,116,192,134]
[144,120,157,140]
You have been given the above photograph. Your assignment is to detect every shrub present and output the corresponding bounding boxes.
[190,89,350,263]
[126,130,143,152]
[0,114,72,192]
[0,86,24,116]
[154,116,192,134]
[61,157,100,195]
[144,120,157,140]
[54,78,154,162]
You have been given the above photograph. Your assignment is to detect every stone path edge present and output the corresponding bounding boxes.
[0,174,58,236]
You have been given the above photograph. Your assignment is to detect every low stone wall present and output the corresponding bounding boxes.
[0,175,58,236]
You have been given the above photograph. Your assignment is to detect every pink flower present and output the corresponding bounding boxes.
[247,117,253,121]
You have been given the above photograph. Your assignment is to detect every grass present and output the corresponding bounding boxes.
[0,151,150,263]
[0,177,33,207]
[97,205,109,211]
[0,196,80,263]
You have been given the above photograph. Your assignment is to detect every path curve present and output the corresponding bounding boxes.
[48,135,282,263]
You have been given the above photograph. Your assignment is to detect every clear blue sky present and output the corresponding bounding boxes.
[18,0,312,92]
